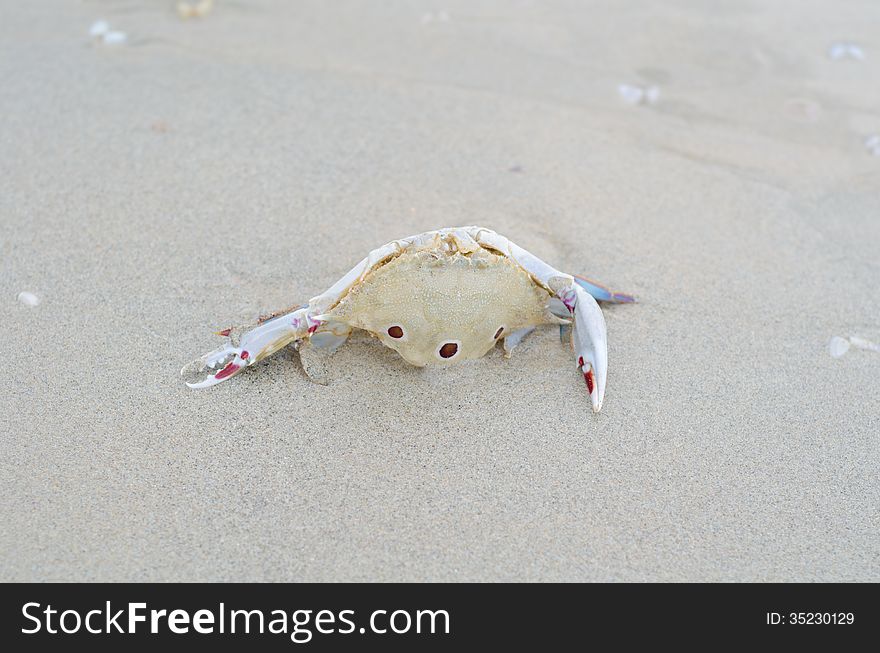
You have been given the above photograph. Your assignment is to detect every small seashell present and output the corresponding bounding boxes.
[617,84,644,105]
[618,83,659,106]
[102,30,128,46]
[89,20,110,38]
[17,291,41,307]
[828,42,865,61]
[848,336,880,353]
[828,336,850,358]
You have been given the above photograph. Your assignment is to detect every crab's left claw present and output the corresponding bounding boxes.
[181,312,309,389]
[566,284,608,412]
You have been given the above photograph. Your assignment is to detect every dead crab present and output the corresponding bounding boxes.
[182,226,634,411]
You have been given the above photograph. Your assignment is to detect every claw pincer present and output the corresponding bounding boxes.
[181,308,322,388]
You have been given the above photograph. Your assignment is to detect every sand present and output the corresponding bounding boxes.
[2,0,878,582]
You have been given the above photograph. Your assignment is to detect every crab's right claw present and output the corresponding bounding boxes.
[570,284,608,412]
[181,343,249,389]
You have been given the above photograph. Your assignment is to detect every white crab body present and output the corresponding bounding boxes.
[183,227,634,412]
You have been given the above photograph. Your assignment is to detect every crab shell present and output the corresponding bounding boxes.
[182,227,635,412]
[327,237,567,366]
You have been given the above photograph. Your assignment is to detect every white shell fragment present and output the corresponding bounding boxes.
[829,335,880,358]
[849,336,880,353]
[89,20,110,38]
[865,135,880,157]
[618,84,660,106]
[102,30,128,46]
[828,336,851,358]
[617,84,643,105]
[89,20,127,46]
[17,291,41,307]
[828,42,865,61]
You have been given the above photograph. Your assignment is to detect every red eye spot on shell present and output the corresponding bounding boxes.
[439,342,458,358]
[240,350,249,360]
[494,327,504,339]
[388,326,404,339]
[584,369,595,395]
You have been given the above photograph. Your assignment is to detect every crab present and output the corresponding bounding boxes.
[181,226,634,411]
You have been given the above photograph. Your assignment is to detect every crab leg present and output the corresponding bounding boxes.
[181,307,319,388]
[503,327,536,356]
[184,234,422,389]
[573,274,635,304]
[561,284,608,412]
[463,226,610,412]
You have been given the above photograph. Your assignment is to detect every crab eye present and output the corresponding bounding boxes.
[438,342,458,358]
[494,327,504,339]
[387,326,404,339]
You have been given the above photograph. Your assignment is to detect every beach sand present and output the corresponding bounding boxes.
[2,0,878,581]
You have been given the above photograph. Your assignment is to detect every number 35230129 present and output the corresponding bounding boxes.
[767,613,854,625]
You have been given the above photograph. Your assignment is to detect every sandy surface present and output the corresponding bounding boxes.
[2,0,878,582]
